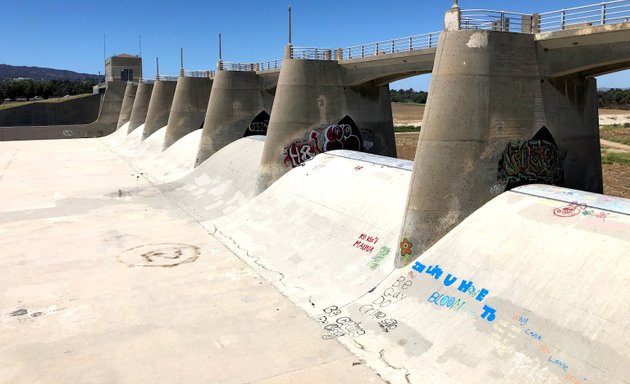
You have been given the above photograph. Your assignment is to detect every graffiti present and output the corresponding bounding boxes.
[553,202,609,219]
[412,261,496,322]
[283,116,363,168]
[354,165,364,171]
[548,356,569,372]
[283,131,322,168]
[497,127,567,190]
[427,291,467,311]
[553,202,586,217]
[118,243,199,268]
[399,238,413,260]
[312,305,365,339]
[378,318,398,333]
[353,233,379,253]
[367,246,391,270]
[62,129,73,137]
[244,111,270,137]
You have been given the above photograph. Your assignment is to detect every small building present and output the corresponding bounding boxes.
[105,54,142,83]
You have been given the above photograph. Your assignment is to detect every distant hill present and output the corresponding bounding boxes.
[0,64,103,82]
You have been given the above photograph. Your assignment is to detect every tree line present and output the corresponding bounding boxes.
[0,79,100,103]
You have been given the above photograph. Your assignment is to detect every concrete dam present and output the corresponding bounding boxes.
[1,1,629,383]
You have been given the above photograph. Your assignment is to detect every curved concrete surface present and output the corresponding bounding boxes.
[0,82,126,141]
[162,76,212,150]
[116,83,138,129]
[142,80,177,140]
[127,82,154,133]
[161,136,266,220]
[211,162,630,383]
[195,70,272,166]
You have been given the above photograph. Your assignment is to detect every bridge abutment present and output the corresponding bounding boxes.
[142,80,177,140]
[162,76,212,150]
[127,82,153,134]
[397,29,603,266]
[256,58,396,193]
[116,82,138,129]
[195,70,273,166]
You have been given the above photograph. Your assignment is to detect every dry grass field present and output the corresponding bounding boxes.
[392,102,630,199]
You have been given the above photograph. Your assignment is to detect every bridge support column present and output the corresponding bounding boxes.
[116,82,137,129]
[256,58,396,193]
[162,76,212,150]
[127,82,153,133]
[397,29,602,267]
[195,70,273,166]
[142,80,177,140]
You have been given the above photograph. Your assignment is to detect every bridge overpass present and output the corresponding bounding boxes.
[1,1,629,382]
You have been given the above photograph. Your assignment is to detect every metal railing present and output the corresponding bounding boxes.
[219,60,282,72]
[461,10,537,33]
[183,70,214,78]
[337,31,440,60]
[291,47,334,60]
[140,78,154,84]
[539,0,630,32]
[157,75,179,81]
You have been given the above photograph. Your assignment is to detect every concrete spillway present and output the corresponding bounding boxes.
[0,81,126,140]
[0,126,628,382]
[162,76,212,150]
[116,82,138,129]
[142,80,177,140]
[127,82,153,133]
[195,70,273,166]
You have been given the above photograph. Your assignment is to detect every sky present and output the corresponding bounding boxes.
[1,0,629,90]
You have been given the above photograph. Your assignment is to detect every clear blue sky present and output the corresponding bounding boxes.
[1,0,628,90]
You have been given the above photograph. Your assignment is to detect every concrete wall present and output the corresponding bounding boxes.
[397,30,603,267]
[127,82,153,133]
[256,58,396,193]
[195,70,273,166]
[162,76,212,150]
[0,81,126,141]
[142,80,177,140]
[116,83,138,129]
[0,94,101,126]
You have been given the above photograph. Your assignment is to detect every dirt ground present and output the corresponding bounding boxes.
[392,103,630,199]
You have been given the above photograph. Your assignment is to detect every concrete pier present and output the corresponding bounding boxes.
[116,82,138,129]
[397,29,603,266]
[127,82,153,133]
[256,58,396,193]
[162,76,212,150]
[195,70,273,166]
[142,80,177,140]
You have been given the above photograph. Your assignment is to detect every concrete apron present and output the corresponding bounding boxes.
[210,159,630,383]
[0,138,384,383]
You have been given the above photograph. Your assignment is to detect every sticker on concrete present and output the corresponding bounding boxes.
[118,243,200,268]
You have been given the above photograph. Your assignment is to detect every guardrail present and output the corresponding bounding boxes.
[290,47,334,60]
[157,75,179,81]
[461,10,537,33]
[337,32,440,60]
[183,70,214,78]
[219,60,282,72]
[539,0,630,32]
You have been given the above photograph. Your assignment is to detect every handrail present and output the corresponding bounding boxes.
[538,0,630,32]
[156,75,179,81]
[337,31,440,60]
[183,70,214,78]
[461,10,536,33]
[220,60,283,72]
[290,47,334,60]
